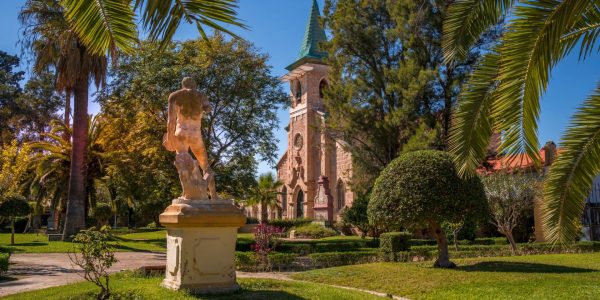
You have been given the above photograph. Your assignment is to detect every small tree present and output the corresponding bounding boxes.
[246,173,283,223]
[340,193,372,237]
[69,227,117,300]
[0,194,31,245]
[482,172,537,254]
[369,150,487,268]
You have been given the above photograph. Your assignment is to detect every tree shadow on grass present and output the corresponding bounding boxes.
[456,261,595,274]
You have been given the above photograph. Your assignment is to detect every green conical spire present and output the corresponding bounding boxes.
[285,0,328,71]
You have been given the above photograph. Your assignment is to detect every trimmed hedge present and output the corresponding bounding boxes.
[268,253,298,271]
[309,251,380,268]
[0,253,9,277]
[380,232,411,252]
[267,218,312,231]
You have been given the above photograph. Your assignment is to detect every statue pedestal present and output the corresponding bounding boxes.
[159,198,246,294]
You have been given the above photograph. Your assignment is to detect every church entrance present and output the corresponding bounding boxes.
[296,191,304,218]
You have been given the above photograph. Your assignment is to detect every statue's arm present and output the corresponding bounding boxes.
[165,95,177,151]
[202,95,212,115]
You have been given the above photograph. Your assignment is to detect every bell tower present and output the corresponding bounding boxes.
[280,0,333,222]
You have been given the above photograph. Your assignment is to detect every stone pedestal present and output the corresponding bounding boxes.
[159,198,246,294]
[313,176,333,225]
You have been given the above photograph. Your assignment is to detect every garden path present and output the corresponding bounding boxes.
[1,253,408,300]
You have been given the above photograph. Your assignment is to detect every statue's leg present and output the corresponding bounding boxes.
[190,139,217,200]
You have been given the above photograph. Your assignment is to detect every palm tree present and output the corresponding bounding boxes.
[247,173,283,223]
[19,0,246,240]
[28,117,106,232]
[443,1,600,243]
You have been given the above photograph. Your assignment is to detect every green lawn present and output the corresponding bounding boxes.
[293,252,600,299]
[2,273,383,300]
[0,231,256,253]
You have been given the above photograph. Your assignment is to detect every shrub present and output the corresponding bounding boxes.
[309,251,379,268]
[340,193,371,237]
[0,194,31,245]
[369,150,488,268]
[252,223,283,270]
[267,253,298,271]
[267,218,312,231]
[246,217,259,224]
[0,253,9,277]
[69,227,117,300]
[380,232,411,252]
[294,223,337,239]
[92,205,113,228]
[235,252,256,271]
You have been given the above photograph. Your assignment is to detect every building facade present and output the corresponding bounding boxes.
[276,0,354,224]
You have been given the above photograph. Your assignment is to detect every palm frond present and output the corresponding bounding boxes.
[492,0,592,166]
[543,84,600,244]
[449,52,500,177]
[136,0,247,50]
[60,0,138,57]
[560,5,600,60]
[442,0,515,63]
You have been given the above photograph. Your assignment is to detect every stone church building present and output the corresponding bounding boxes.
[276,0,354,224]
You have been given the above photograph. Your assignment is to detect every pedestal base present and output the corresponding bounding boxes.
[159,199,246,294]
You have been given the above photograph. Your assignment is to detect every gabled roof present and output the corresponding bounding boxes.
[285,0,328,71]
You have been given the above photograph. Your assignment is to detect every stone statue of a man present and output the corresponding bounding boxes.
[164,77,217,200]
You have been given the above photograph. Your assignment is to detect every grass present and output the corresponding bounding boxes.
[292,252,600,299]
[0,231,257,254]
[1,272,383,300]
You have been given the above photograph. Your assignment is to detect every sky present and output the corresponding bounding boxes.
[1,0,599,176]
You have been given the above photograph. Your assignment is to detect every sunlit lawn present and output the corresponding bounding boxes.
[2,273,383,300]
[293,252,600,299]
[0,231,256,253]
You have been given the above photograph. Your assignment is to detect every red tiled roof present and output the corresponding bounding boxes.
[482,148,563,173]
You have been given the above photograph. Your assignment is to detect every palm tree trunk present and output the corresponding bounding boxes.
[430,221,456,268]
[62,75,89,241]
[65,90,71,129]
[261,202,268,223]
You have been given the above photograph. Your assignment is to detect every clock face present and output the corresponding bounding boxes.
[294,133,303,150]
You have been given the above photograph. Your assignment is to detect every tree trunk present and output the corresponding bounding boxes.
[62,75,89,241]
[11,219,15,245]
[430,221,456,268]
[65,90,71,129]
[261,202,268,223]
[505,231,518,255]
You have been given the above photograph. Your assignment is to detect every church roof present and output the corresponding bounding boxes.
[285,0,328,71]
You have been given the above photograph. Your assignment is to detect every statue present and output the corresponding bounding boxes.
[163,77,217,200]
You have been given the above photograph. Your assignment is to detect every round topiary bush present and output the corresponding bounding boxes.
[368,150,487,268]
[0,194,31,245]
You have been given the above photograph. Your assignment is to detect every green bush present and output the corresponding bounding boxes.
[267,218,312,231]
[309,251,379,268]
[340,193,371,236]
[92,205,113,227]
[294,223,337,239]
[380,232,412,253]
[0,253,9,277]
[368,150,488,268]
[235,252,256,271]
[268,253,298,271]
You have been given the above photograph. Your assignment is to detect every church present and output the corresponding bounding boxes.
[276,0,354,224]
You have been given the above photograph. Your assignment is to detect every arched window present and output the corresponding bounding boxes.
[281,186,288,214]
[319,79,328,98]
[296,190,304,218]
[337,180,345,211]
[295,80,302,103]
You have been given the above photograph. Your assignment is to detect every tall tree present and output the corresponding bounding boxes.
[322,0,493,193]
[97,37,287,222]
[444,1,600,243]
[0,51,25,145]
[19,0,246,239]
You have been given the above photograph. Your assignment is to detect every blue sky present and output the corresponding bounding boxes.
[1,0,598,176]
